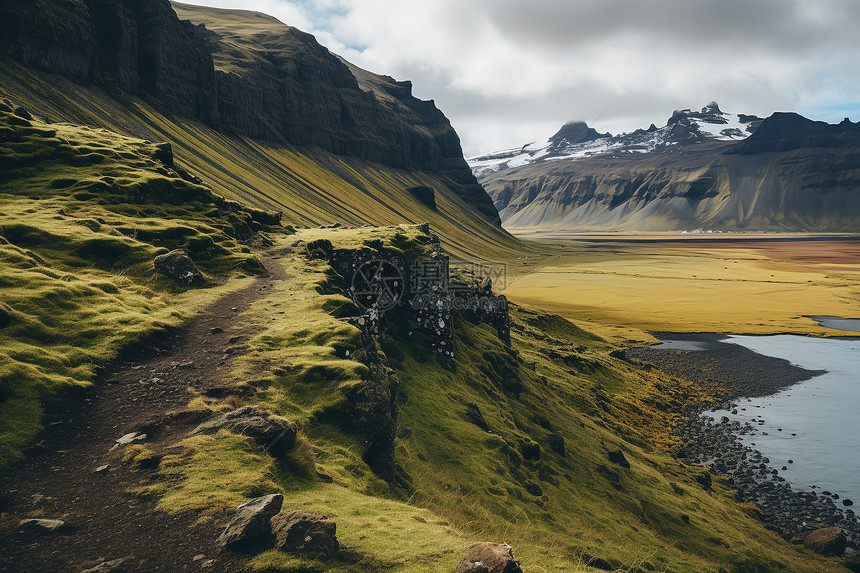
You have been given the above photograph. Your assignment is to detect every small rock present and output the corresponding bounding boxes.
[115,432,147,447]
[217,493,283,548]
[18,518,67,533]
[695,470,712,490]
[547,433,565,456]
[81,558,125,573]
[844,499,854,507]
[154,249,203,285]
[455,542,524,573]
[608,449,629,468]
[803,526,847,556]
[271,510,339,553]
[464,403,489,432]
[95,465,111,474]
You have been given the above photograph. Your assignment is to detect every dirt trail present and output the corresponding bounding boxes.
[0,251,290,573]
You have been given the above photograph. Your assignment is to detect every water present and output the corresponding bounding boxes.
[711,334,860,505]
[812,315,860,333]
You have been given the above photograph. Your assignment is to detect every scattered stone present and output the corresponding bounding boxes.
[154,249,203,285]
[607,449,630,468]
[271,510,339,553]
[94,465,111,474]
[464,403,490,432]
[81,558,125,573]
[547,433,565,456]
[525,482,543,497]
[18,518,67,533]
[191,406,296,457]
[455,542,523,573]
[695,470,712,490]
[115,432,147,446]
[209,327,224,334]
[216,493,283,548]
[803,526,847,556]
[845,499,854,507]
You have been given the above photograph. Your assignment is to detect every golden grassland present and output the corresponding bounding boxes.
[502,236,860,342]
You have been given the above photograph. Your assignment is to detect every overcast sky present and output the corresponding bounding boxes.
[183,0,860,156]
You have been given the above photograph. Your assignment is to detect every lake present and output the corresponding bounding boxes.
[710,334,860,506]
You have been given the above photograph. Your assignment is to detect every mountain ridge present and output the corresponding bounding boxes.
[0,0,500,225]
[474,105,860,232]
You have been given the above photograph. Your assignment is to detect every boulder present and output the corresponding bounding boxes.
[455,543,523,573]
[271,510,339,553]
[154,249,203,285]
[803,526,846,556]
[216,493,283,548]
[192,406,296,457]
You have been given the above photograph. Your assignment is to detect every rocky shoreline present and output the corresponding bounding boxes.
[628,333,860,555]
[679,411,860,550]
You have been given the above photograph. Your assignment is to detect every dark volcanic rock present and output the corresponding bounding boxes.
[455,542,523,573]
[216,493,283,548]
[153,249,203,285]
[465,402,490,432]
[607,449,629,468]
[271,511,338,553]
[803,526,847,556]
[548,121,610,148]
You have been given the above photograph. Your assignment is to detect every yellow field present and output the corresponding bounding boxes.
[502,237,860,341]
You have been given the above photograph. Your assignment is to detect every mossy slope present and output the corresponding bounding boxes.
[0,105,272,464]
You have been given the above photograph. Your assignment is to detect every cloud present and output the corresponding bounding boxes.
[180,0,860,155]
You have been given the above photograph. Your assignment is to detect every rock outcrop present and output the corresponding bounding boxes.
[216,493,283,548]
[271,511,339,553]
[153,249,203,285]
[480,110,860,232]
[455,543,523,573]
[803,526,847,556]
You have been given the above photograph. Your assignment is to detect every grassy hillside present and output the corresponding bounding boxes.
[0,103,281,465]
[0,100,850,572]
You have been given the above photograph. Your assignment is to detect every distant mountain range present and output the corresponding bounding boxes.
[471,103,860,232]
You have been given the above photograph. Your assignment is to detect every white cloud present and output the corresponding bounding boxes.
[179,0,860,155]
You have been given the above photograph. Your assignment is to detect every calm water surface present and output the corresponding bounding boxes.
[711,335,860,504]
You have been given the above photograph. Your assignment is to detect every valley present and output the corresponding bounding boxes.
[1,1,859,572]
[501,234,860,340]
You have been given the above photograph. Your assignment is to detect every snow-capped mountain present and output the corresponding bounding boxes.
[468,102,763,178]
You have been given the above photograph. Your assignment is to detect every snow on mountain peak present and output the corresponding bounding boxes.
[468,103,765,178]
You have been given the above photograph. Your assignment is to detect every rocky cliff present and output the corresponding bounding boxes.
[0,0,499,224]
[480,111,860,232]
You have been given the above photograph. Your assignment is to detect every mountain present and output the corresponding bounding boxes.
[472,103,860,232]
[0,4,852,573]
[0,0,504,253]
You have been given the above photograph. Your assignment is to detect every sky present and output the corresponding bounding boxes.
[182,0,860,156]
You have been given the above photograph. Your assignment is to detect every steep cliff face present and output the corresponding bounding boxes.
[0,0,217,120]
[483,113,860,232]
[0,0,499,224]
